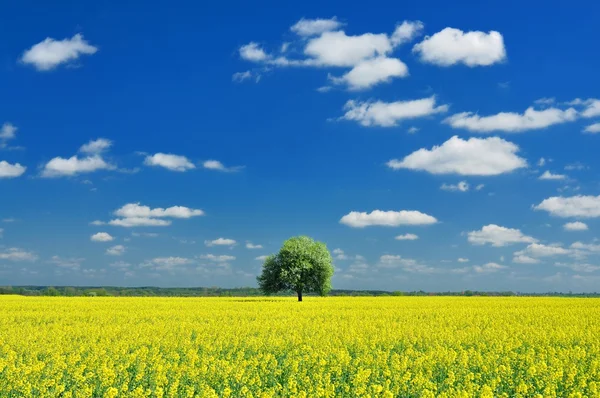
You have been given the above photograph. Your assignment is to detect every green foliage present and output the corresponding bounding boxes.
[257,236,334,300]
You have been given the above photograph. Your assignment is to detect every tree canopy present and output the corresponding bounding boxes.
[257,235,334,301]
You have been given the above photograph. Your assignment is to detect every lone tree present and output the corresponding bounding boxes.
[257,235,334,301]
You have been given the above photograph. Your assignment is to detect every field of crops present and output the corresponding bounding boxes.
[0,296,599,397]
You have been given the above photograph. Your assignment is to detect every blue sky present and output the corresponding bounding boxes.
[2,0,600,292]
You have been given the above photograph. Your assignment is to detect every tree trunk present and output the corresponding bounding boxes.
[297,290,303,302]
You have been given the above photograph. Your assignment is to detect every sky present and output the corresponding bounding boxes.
[1,0,600,292]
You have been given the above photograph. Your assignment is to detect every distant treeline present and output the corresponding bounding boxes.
[0,286,598,297]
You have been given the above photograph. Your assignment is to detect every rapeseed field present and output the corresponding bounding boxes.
[0,296,599,397]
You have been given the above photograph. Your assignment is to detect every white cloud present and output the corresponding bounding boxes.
[513,255,540,264]
[341,96,448,127]
[108,203,203,227]
[444,107,577,133]
[49,255,84,269]
[114,203,204,219]
[537,157,546,167]
[534,98,556,105]
[109,217,171,227]
[0,161,26,178]
[340,210,437,227]
[378,255,442,274]
[106,245,125,256]
[330,57,408,90]
[21,34,98,71]
[246,242,263,249]
[514,243,570,258]
[539,171,567,180]
[91,232,114,242]
[255,255,268,261]
[232,70,253,82]
[555,262,600,273]
[564,162,586,171]
[199,254,236,262]
[90,220,106,226]
[290,17,343,36]
[42,155,113,177]
[395,233,419,241]
[0,123,17,143]
[239,42,268,61]
[441,181,469,192]
[413,27,506,66]
[564,221,589,231]
[205,238,236,247]
[475,184,485,191]
[141,256,192,271]
[79,138,112,154]
[534,195,600,218]
[473,262,507,274]
[144,153,195,172]
[390,21,424,46]
[570,241,600,253]
[387,136,527,176]
[202,160,243,172]
[304,30,392,67]
[584,123,600,134]
[467,224,537,247]
[0,248,38,262]
[408,126,419,134]
[569,98,600,118]
[109,260,131,269]
[457,258,469,263]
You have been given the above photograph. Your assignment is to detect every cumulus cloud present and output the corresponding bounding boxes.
[330,57,408,90]
[555,262,600,273]
[512,255,540,264]
[114,203,204,219]
[569,98,600,118]
[239,42,269,62]
[0,123,18,149]
[80,138,112,154]
[290,17,344,36]
[340,210,437,227]
[457,258,469,263]
[199,254,236,262]
[441,181,469,192]
[378,255,438,274]
[21,34,98,71]
[514,243,570,261]
[240,19,423,90]
[539,171,567,180]
[255,255,269,261]
[387,136,527,176]
[232,70,254,82]
[49,255,85,269]
[246,242,263,249]
[144,153,195,172]
[473,262,507,274]
[390,21,424,46]
[564,221,588,231]
[444,107,577,133]
[395,233,419,241]
[534,195,600,218]
[42,155,113,177]
[413,27,506,66]
[108,203,204,227]
[202,160,243,172]
[467,224,537,247]
[90,232,114,242]
[205,238,236,247]
[105,245,125,256]
[0,248,38,262]
[340,96,448,127]
[141,256,192,271]
[584,123,600,134]
[0,161,26,178]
